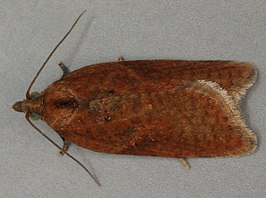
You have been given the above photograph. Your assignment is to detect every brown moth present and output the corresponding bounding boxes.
[12,11,257,185]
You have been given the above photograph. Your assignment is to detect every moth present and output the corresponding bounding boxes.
[12,11,257,186]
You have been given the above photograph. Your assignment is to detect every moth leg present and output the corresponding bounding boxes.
[117,57,124,62]
[57,61,69,76]
[59,137,71,156]
[179,158,190,169]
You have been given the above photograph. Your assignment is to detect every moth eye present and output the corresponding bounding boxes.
[30,92,40,99]
[30,113,41,120]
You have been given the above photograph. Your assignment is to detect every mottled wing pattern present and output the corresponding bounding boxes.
[118,80,256,157]
[62,60,256,103]
[43,60,257,158]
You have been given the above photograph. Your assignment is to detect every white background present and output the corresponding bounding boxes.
[1,1,265,197]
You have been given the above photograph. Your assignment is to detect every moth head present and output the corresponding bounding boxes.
[12,101,24,112]
[12,92,42,121]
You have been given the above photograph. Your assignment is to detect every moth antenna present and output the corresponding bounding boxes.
[25,113,101,186]
[26,10,86,99]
